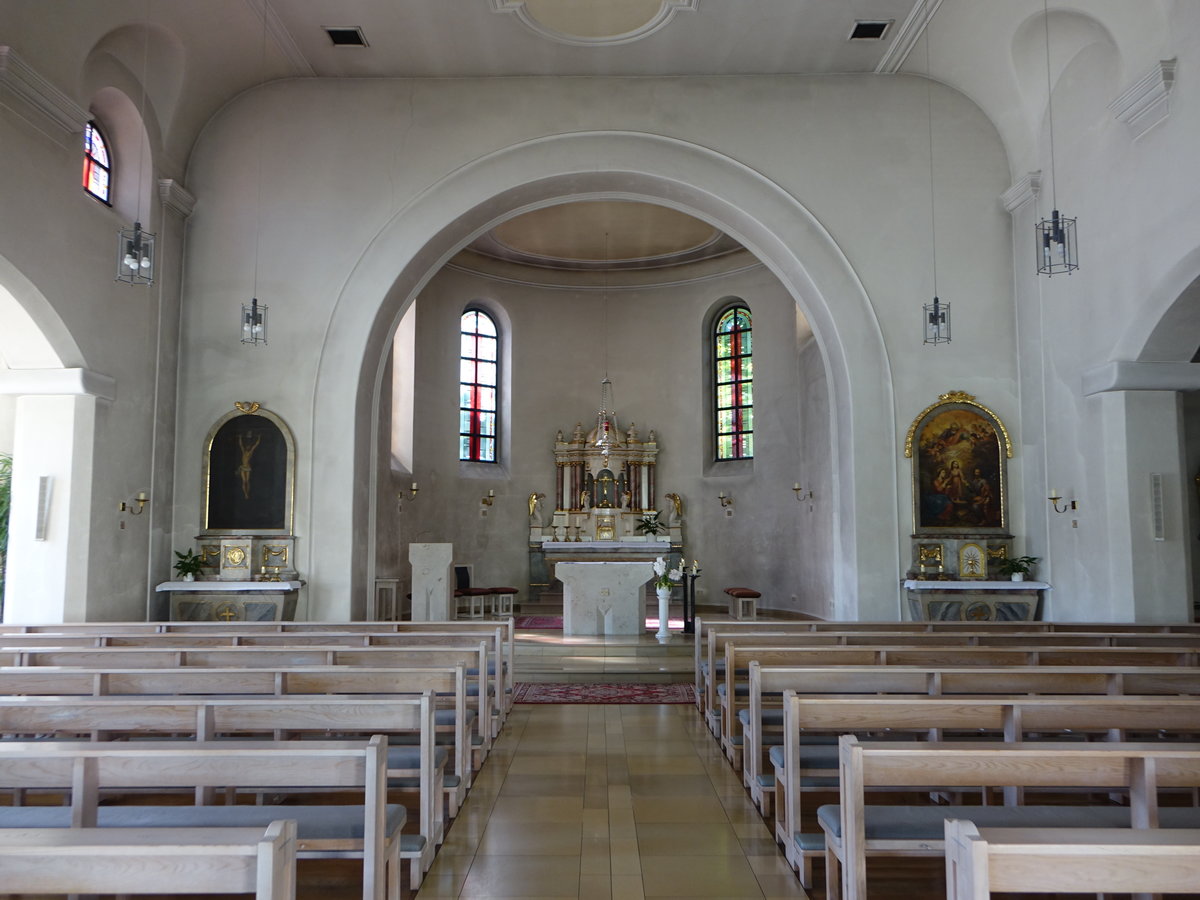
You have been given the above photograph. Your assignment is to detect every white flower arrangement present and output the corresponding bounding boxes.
[652,555,684,590]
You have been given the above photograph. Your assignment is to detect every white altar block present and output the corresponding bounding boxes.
[557,561,653,636]
[409,542,454,621]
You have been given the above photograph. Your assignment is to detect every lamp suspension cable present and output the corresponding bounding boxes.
[242,0,270,343]
[1036,0,1078,276]
[922,21,950,345]
[116,0,155,285]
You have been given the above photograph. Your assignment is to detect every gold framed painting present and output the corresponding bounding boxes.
[905,390,1012,535]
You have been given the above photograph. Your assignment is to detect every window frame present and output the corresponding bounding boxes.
[82,120,113,206]
[458,308,500,464]
[713,303,754,461]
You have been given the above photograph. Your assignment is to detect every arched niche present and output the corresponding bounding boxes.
[308,131,897,621]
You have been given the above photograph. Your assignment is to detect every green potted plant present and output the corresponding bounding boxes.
[634,512,664,538]
[173,548,205,582]
[996,555,1039,582]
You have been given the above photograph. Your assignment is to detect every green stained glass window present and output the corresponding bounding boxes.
[460,309,500,462]
[713,304,753,460]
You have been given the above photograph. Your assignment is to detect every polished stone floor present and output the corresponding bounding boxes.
[415,703,810,899]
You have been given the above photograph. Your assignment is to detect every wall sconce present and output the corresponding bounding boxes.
[397,482,418,512]
[119,491,149,515]
[1047,489,1076,514]
[792,483,812,501]
[481,489,495,507]
[718,491,734,509]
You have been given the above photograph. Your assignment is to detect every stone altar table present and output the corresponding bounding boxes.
[157,581,303,622]
[557,561,653,636]
[903,579,1050,621]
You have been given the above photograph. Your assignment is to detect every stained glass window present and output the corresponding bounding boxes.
[460,309,499,462]
[714,305,753,460]
[82,121,111,204]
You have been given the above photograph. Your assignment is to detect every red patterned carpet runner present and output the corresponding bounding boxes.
[515,615,685,630]
[512,682,697,704]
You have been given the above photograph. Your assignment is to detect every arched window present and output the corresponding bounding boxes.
[714,304,754,460]
[82,121,112,205]
[459,309,499,462]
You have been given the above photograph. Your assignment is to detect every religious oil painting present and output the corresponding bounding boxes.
[203,407,295,534]
[906,391,1011,534]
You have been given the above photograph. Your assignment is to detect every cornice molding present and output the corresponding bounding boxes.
[0,46,88,146]
[1001,171,1041,214]
[157,178,196,218]
[489,0,697,48]
[1083,360,1200,396]
[1108,58,1176,140]
[875,0,943,74]
[0,367,116,402]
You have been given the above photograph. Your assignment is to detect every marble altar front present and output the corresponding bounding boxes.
[557,561,653,636]
[157,581,304,621]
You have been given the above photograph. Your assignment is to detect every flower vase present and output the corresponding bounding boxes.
[182,573,195,583]
[1010,573,1024,582]
[655,587,672,643]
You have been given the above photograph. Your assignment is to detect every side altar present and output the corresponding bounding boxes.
[528,419,684,606]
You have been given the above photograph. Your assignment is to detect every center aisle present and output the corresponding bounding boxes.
[416,703,809,899]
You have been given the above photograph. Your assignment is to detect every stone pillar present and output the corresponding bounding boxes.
[408,542,454,620]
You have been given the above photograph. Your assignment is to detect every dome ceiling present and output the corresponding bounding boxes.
[466,201,744,271]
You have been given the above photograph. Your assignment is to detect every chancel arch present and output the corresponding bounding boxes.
[310,131,897,622]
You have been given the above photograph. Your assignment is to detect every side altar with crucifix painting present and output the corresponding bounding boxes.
[156,402,303,621]
[527,416,686,627]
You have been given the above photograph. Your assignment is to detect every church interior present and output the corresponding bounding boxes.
[3,2,1200,898]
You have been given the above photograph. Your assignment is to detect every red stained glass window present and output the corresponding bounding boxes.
[460,310,498,462]
[82,121,111,204]
[714,305,753,460]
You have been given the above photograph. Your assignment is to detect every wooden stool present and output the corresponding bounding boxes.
[724,587,760,620]
[488,587,518,617]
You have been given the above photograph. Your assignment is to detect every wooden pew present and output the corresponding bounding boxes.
[828,737,1200,900]
[944,820,1200,899]
[713,639,1200,759]
[778,694,1200,889]
[0,663,476,813]
[0,821,297,900]
[0,737,401,900]
[0,643,494,755]
[0,693,439,887]
[743,662,1200,818]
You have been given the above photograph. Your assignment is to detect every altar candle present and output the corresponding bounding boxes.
[411,482,418,491]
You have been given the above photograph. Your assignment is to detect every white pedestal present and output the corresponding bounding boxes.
[409,543,454,621]
[557,561,653,636]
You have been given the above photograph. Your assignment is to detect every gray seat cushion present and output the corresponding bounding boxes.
[814,804,1200,841]
[0,804,407,841]
[387,745,449,770]
[768,745,838,771]
[738,708,785,728]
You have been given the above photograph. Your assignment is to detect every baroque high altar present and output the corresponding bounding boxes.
[527,418,684,600]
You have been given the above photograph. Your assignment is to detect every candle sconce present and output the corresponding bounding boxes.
[718,492,734,509]
[1047,489,1077,514]
[397,482,418,513]
[792,483,812,501]
[119,491,149,515]
[481,489,495,507]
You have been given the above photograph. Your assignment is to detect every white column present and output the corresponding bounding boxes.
[4,393,97,623]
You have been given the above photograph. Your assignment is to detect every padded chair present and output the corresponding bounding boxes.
[453,565,489,619]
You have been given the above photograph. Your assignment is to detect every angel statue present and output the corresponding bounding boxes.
[662,492,683,526]
[528,492,546,525]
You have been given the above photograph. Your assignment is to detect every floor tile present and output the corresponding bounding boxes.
[458,855,582,898]
[639,854,763,897]
[477,820,584,856]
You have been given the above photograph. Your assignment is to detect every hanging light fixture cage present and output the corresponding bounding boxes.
[241,297,268,345]
[923,296,951,345]
[1036,209,1078,276]
[116,221,155,285]
[594,376,619,462]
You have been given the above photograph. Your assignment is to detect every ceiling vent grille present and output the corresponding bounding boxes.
[849,20,892,41]
[324,26,368,47]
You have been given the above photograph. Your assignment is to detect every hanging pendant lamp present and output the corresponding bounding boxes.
[116,8,154,286]
[1035,0,1078,276]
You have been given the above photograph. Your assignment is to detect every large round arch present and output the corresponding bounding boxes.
[306,131,898,621]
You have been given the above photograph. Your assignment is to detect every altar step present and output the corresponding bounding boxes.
[514,631,695,684]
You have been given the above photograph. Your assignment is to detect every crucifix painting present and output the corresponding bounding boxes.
[204,408,293,532]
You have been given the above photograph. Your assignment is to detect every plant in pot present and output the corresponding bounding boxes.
[996,555,1039,582]
[173,549,205,582]
[634,512,664,538]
